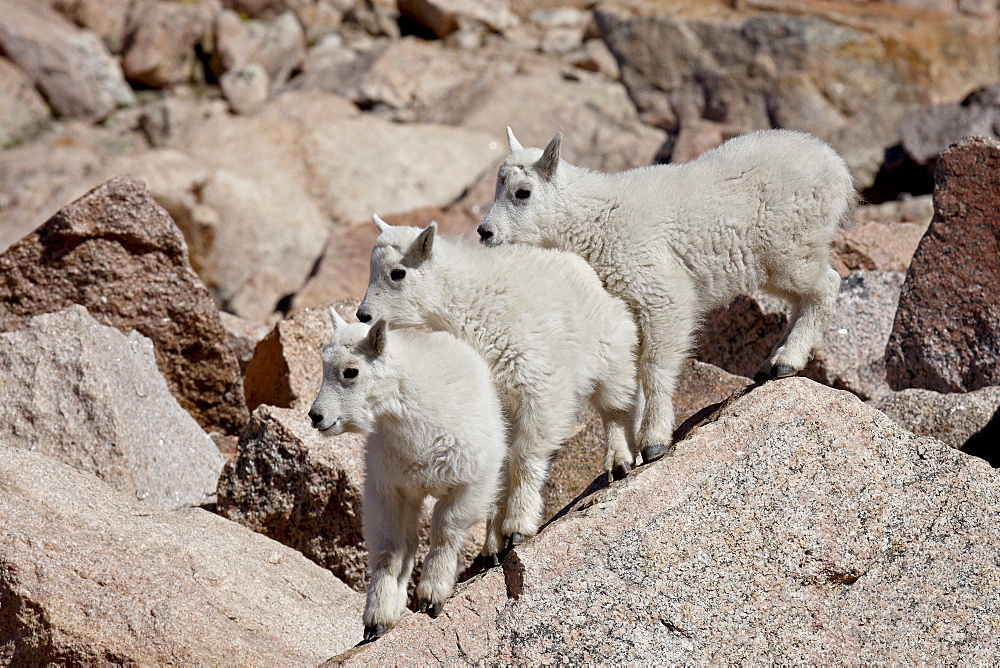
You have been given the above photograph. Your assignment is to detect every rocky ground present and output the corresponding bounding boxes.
[1,0,999,663]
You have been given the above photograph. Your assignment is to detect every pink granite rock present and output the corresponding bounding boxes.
[335,378,1000,663]
[0,444,364,663]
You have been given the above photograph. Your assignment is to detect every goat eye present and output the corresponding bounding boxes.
[343,368,358,379]
[390,268,406,281]
[515,188,531,200]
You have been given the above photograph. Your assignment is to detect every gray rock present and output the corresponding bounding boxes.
[0,0,135,120]
[244,299,359,413]
[146,94,341,320]
[0,306,223,510]
[0,443,364,664]
[337,378,1000,663]
[699,271,904,400]
[219,310,271,374]
[543,359,749,521]
[806,271,905,399]
[348,0,401,38]
[221,63,272,114]
[538,26,585,55]
[900,101,1000,166]
[594,2,998,189]
[301,37,489,119]
[0,57,50,149]
[50,0,132,53]
[214,9,307,90]
[897,83,1000,184]
[148,93,498,310]
[293,32,362,92]
[454,63,667,173]
[567,38,621,79]
[0,129,107,254]
[297,116,504,223]
[294,37,662,173]
[832,196,933,276]
[871,386,1000,463]
[528,7,589,29]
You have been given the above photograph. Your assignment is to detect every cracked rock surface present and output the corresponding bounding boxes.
[335,378,1000,664]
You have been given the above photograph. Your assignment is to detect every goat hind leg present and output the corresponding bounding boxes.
[759,267,840,380]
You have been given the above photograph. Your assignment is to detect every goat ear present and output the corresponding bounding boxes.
[408,221,437,263]
[372,213,390,233]
[329,306,348,329]
[536,132,563,180]
[506,127,523,152]
[367,319,388,358]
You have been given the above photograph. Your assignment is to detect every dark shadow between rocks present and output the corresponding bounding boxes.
[862,144,935,205]
[961,406,1000,468]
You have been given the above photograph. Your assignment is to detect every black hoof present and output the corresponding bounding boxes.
[418,598,442,618]
[362,623,387,643]
[755,363,798,383]
[640,443,668,464]
[771,363,797,378]
[612,461,632,480]
[505,532,525,550]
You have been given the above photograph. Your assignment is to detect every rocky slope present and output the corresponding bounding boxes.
[335,378,1000,664]
[1,0,999,663]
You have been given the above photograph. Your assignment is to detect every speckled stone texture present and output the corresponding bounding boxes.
[885,135,1000,392]
[542,359,750,520]
[335,378,1000,664]
[871,385,1000,466]
[0,176,247,435]
[216,405,370,589]
[0,444,364,665]
[0,306,223,510]
[699,271,903,399]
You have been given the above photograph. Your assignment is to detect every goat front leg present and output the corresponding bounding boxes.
[361,481,421,643]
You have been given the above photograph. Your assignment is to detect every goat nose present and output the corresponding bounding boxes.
[356,310,372,323]
[308,409,323,427]
[477,227,493,241]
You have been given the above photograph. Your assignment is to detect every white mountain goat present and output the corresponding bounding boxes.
[357,215,638,553]
[478,128,856,463]
[308,310,505,643]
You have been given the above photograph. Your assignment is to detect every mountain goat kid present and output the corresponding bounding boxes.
[478,128,856,463]
[357,215,638,554]
[309,310,505,643]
